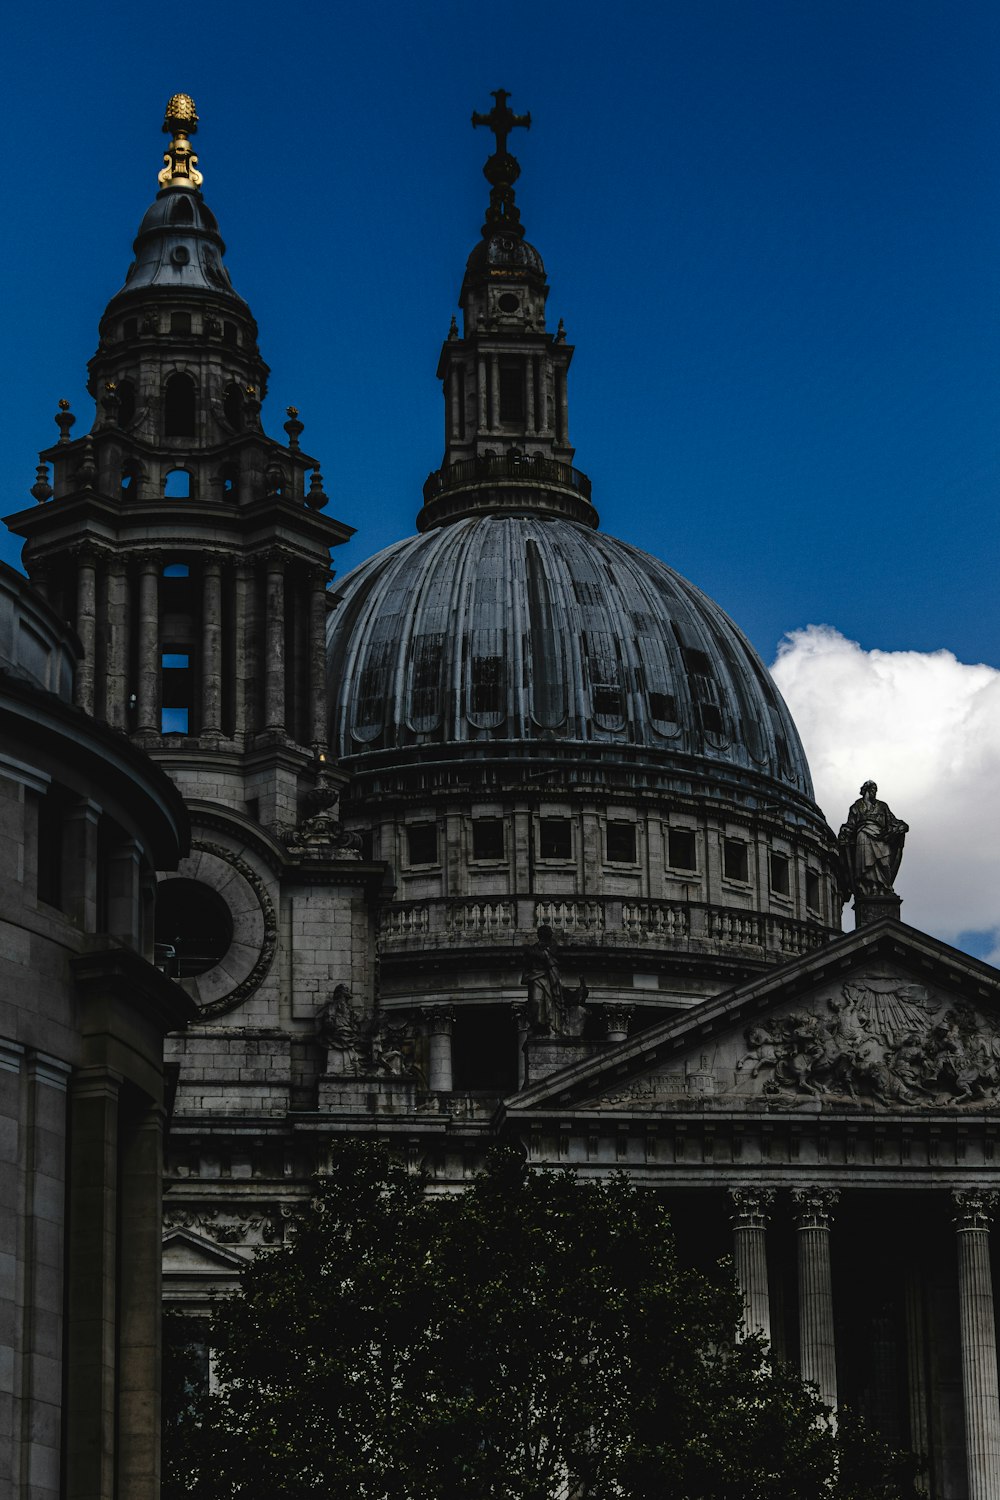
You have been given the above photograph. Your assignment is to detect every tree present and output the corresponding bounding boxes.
[164,1141,920,1499]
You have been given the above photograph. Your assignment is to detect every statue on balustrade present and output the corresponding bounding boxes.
[837,780,908,900]
[521,925,588,1036]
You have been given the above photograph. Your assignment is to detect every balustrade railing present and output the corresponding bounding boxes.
[422,453,593,504]
[534,900,604,933]
[447,901,514,935]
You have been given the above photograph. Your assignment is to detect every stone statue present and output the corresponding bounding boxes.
[837,780,908,900]
[317,984,362,1075]
[520,925,588,1036]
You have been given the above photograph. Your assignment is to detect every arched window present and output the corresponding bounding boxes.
[220,463,239,501]
[164,469,191,498]
[121,465,141,497]
[117,379,136,428]
[164,372,196,437]
[163,562,189,577]
[223,382,243,430]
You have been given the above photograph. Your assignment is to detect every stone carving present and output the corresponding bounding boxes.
[317,984,364,1075]
[738,979,1000,1106]
[953,1188,1000,1230]
[164,1208,283,1245]
[837,781,908,900]
[190,840,277,1019]
[791,1187,840,1228]
[728,1186,776,1228]
[372,1020,426,1086]
[520,924,588,1036]
[284,774,363,859]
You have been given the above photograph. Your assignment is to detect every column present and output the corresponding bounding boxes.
[135,556,159,734]
[904,1260,931,1496]
[104,836,142,948]
[525,359,536,435]
[74,549,98,715]
[953,1188,1000,1499]
[64,1068,121,1500]
[791,1187,840,1410]
[489,354,500,431]
[309,568,329,753]
[233,563,251,741]
[422,1007,455,1092]
[201,557,223,736]
[729,1187,775,1341]
[556,366,569,446]
[117,1104,166,1500]
[264,554,285,732]
[105,558,129,730]
[450,367,461,440]
[477,355,488,430]
[513,1005,530,1089]
[62,797,102,933]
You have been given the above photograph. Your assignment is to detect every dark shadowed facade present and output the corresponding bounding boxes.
[5,93,1000,1499]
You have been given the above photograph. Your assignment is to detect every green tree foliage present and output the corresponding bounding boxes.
[164,1141,920,1499]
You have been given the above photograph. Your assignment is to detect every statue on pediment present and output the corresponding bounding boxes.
[521,925,588,1036]
[837,781,908,900]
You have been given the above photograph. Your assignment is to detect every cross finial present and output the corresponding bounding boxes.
[471,89,531,156]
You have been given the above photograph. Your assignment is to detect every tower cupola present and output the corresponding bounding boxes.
[419,92,596,533]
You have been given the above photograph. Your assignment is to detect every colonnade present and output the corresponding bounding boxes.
[728,1184,1000,1500]
[68,546,328,745]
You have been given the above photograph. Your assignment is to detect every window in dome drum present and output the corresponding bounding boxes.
[806,870,820,911]
[668,827,697,871]
[769,852,790,897]
[723,839,749,883]
[409,633,443,732]
[407,823,438,866]
[606,821,637,864]
[539,818,572,861]
[700,702,724,735]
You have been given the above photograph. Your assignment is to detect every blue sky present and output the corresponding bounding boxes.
[4,0,999,670]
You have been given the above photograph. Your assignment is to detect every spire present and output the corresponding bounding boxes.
[419,96,596,533]
[158,93,203,191]
[472,89,531,239]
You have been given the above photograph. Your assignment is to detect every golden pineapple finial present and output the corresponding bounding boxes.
[158,93,203,191]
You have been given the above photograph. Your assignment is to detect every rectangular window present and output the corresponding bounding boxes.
[700,703,724,734]
[407,823,438,866]
[723,839,749,883]
[498,359,525,422]
[606,821,637,864]
[170,311,191,335]
[162,649,192,735]
[769,852,790,897]
[539,818,572,861]
[649,691,677,721]
[806,870,820,912]
[667,827,697,871]
[472,818,505,861]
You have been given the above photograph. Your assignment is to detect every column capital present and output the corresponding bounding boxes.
[791,1186,840,1229]
[729,1185,776,1229]
[420,1005,456,1035]
[132,549,161,572]
[603,1003,634,1040]
[954,1188,999,1232]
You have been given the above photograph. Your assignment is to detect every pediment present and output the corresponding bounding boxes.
[162,1226,248,1273]
[507,920,1000,1117]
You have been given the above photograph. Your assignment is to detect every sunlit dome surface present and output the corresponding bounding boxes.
[327,514,814,799]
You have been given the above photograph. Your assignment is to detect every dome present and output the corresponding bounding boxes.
[327,514,814,801]
[464,232,546,283]
[110,188,246,304]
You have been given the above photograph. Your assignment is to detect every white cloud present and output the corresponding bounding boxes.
[770,625,1000,963]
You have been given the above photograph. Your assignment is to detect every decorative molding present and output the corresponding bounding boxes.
[190,839,277,1018]
[791,1187,840,1230]
[953,1188,999,1232]
[728,1186,776,1229]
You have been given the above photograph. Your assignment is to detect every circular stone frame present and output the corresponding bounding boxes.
[157,839,277,1018]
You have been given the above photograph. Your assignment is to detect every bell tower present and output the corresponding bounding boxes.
[419,91,597,533]
[6,95,352,829]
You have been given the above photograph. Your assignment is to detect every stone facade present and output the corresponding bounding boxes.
[0,561,192,1500]
[4,93,1000,1500]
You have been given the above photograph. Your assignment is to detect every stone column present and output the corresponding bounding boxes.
[904,1261,931,1495]
[450,367,461,440]
[953,1188,1000,1499]
[489,354,500,430]
[791,1187,840,1410]
[62,797,102,932]
[525,358,536,435]
[117,1104,166,1500]
[201,557,223,736]
[105,558,129,730]
[233,563,251,742]
[557,367,570,446]
[74,549,98,715]
[264,554,286,732]
[729,1186,775,1341]
[309,568,329,753]
[477,355,488,430]
[64,1068,121,1500]
[135,555,159,734]
[422,1007,455,1092]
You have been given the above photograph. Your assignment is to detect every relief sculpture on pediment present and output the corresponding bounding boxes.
[737,979,1000,1106]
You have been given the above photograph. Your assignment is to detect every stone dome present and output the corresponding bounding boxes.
[327,513,814,802]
